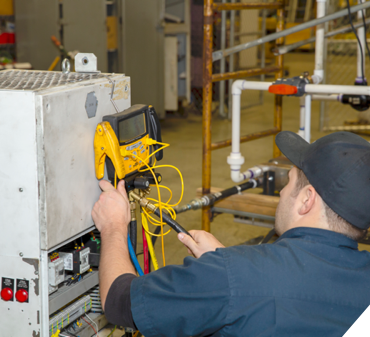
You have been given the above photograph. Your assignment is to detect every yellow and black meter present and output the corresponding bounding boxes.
[94,104,163,188]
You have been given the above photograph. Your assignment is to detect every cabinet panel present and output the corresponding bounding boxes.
[63,0,107,73]
[122,0,165,118]
[15,0,59,70]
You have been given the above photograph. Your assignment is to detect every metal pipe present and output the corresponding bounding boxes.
[212,1,370,62]
[260,2,267,105]
[219,0,227,118]
[212,128,279,150]
[273,6,284,158]
[202,0,213,232]
[273,18,370,56]
[213,2,283,11]
[228,0,236,119]
[212,65,281,82]
[323,124,370,131]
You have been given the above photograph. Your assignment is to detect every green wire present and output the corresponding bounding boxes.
[107,325,116,337]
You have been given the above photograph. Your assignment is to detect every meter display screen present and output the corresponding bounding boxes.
[118,113,146,143]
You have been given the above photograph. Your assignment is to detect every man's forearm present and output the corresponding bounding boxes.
[99,227,136,310]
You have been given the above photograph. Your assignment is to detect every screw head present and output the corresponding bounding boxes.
[34,271,38,275]
[19,252,23,257]
[101,147,104,150]
[19,188,23,192]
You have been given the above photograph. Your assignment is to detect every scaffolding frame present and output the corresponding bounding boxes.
[202,0,285,231]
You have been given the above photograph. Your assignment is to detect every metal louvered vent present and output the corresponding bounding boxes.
[0,70,105,91]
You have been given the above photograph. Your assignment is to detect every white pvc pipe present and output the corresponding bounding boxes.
[228,80,368,182]
[304,95,312,143]
[298,95,305,138]
[312,0,326,84]
[306,84,370,94]
[312,94,340,101]
[357,0,366,83]
[228,80,272,182]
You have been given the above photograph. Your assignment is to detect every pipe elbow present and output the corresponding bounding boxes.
[232,80,245,95]
[231,170,244,183]
[312,70,324,84]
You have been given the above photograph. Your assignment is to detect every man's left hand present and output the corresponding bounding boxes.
[92,180,130,235]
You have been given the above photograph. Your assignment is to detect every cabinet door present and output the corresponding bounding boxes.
[63,0,107,73]
[121,0,165,118]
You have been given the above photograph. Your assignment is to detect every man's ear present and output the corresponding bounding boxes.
[297,185,316,216]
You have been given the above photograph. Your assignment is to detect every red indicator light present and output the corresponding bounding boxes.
[268,84,298,95]
[1,288,13,301]
[15,289,28,303]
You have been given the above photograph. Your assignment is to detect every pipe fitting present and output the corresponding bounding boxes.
[312,70,324,84]
[227,152,245,166]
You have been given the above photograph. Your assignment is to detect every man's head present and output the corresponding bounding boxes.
[275,131,370,240]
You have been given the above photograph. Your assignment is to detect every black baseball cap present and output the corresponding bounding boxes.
[275,131,370,230]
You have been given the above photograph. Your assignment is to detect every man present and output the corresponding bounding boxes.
[92,131,370,336]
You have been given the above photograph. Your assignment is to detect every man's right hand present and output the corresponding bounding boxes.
[178,230,225,258]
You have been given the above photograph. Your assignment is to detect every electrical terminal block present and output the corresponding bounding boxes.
[49,295,92,336]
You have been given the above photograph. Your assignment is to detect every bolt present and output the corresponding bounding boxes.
[19,188,23,192]
[19,252,23,257]
[98,128,102,132]
[34,271,39,275]
[101,147,104,150]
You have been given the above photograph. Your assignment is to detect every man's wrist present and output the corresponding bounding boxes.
[100,222,128,238]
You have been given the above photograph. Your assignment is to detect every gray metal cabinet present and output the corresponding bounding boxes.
[15,0,107,73]
[119,0,165,118]
[15,0,59,71]
[63,0,108,73]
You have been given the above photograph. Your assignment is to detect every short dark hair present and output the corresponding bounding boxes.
[293,168,367,242]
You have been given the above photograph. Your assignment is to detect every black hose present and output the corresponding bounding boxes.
[153,208,192,237]
[208,180,255,205]
[129,220,137,254]
[260,228,276,244]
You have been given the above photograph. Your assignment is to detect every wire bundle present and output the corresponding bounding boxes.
[115,140,184,272]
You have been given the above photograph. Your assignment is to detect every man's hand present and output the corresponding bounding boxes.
[177,230,225,258]
[92,180,130,235]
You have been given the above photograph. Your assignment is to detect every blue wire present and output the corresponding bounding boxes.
[127,233,144,276]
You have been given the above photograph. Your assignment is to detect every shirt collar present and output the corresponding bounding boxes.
[275,227,358,250]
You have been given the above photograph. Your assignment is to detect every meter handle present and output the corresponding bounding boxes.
[153,208,192,238]
[148,106,163,161]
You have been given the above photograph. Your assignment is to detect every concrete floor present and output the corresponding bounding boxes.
[135,52,370,269]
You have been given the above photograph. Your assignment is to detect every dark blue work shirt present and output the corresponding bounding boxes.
[130,227,370,336]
